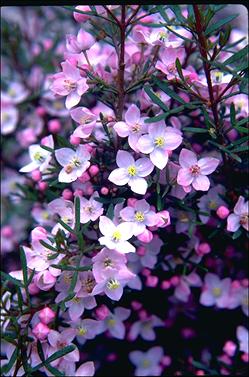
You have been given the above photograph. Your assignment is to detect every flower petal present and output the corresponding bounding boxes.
[108,168,129,185]
[192,175,210,191]
[55,148,75,166]
[116,150,134,168]
[137,135,154,154]
[150,148,168,170]
[65,91,81,110]
[177,168,194,186]
[114,121,130,137]
[125,104,140,125]
[129,177,147,195]
[198,157,219,175]
[179,148,197,168]
[136,158,154,177]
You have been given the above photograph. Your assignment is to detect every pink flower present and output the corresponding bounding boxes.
[66,29,95,53]
[108,150,154,195]
[98,216,135,253]
[129,346,163,376]
[55,145,91,183]
[120,199,158,236]
[47,329,79,362]
[177,148,219,191]
[137,122,182,169]
[227,196,248,232]
[50,60,89,109]
[1,101,18,135]
[75,361,95,376]
[32,322,50,340]
[92,247,132,282]
[237,326,248,354]
[113,104,148,152]
[80,191,103,223]
[70,106,97,138]
[200,273,231,308]
[48,197,75,235]
[19,135,54,173]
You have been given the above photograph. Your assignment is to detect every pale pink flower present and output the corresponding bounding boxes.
[98,216,135,253]
[137,123,182,169]
[47,329,79,362]
[55,145,91,183]
[200,273,231,308]
[177,148,219,191]
[99,306,131,339]
[227,196,248,232]
[75,361,95,376]
[50,60,89,109]
[129,346,163,376]
[48,197,75,235]
[113,104,148,152]
[237,326,248,354]
[132,25,186,48]
[1,101,18,135]
[108,150,154,195]
[80,191,103,223]
[92,247,132,282]
[1,82,29,104]
[120,199,158,236]
[91,270,135,301]
[19,135,54,173]
[70,106,97,139]
[66,29,95,53]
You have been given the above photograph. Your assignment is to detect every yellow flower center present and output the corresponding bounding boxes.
[209,200,217,210]
[213,71,223,83]
[78,327,87,336]
[212,287,221,297]
[72,157,81,167]
[108,319,116,327]
[2,113,10,122]
[112,230,122,242]
[107,279,120,290]
[34,151,44,162]
[154,136,165,147]
[8,88,16,97]
[158,31,168,41]
[142,359,150,368]
[54,101,63,110]
[132,123,141,133]
[135,211,145,222]
[128,165,137,176]
[72,296,81,303]
[42,212,50,220]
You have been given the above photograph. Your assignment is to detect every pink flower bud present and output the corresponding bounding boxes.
[197,243,211,256]
[95,304,110,320]
[31,226,47,241]
[242,279,249,287]
[156,210,171,228]
[127,198,137,207]
[70,135,81,145]
[106,353,117,362]
[85,185,94,196]
[38,307,56,325]
[141,268,151,277]
[137,229,153,243]
[196,371,205,376]
[161,280,171,290]
[170,276,180,286]
[48,119,61,133]
[38,182,48,191]
[31,169,41,182]
[28,282,40,295]
[161,355,171,367]
[216,205,230,219]
[100,187,109,195]
[1,225,13,237]
[62,188,73,200]
[43,39,53,51]
[146,275,158,287]
[32,322,50,340]
[223,340,236,357]
[131,301,142,311]
[89,165,99,177]
[36,106,46,117]
[77,30,95,51]
[241,353,249,362]
[34,271,56,291]
[138,309,148,320]
[137,246,146,256]
[78,171,90,183]
[231,280,241,289]
[73,5,91,23]
[74,189,83,197]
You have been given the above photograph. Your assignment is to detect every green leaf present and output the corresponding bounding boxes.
[175,58,185,81]
[208,140,242,163]
[94,196,125,204]
[39,240,58,252]
[143,85,169,112]
[40,145,54,153]
[168,5,186,23]
[51,264,92,272]
[230,103,236,127]
[56,135,74,149]
[1,347,19,375]
[144,112,168,123]
[1,271,23,288]
[223,45,248,66]
[205,14,239,36]
[32,345,75,373]
[58,219,76,234]
[20,247,28,286]
[231,145,249,153]
[74,196,81,232]
[232,228,242,239]
[152,77,186,105]
[183,127,209,133]
[106,203,114,220]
